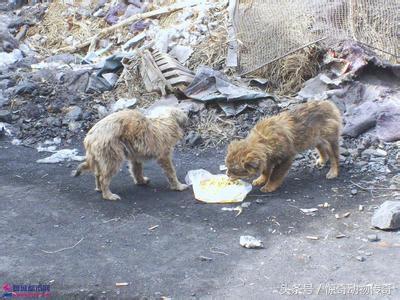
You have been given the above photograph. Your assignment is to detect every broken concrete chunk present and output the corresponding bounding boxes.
[64,106,82,122]
[367,234,379,242]
[185,131,202,147]
[371,201,400,230]
[111,98,137,112]
[376,109,400,142]
[240,236,263,249]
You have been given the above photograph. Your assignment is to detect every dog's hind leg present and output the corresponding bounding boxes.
[128,160,150,185]
[71,160,89,177]
[157,154,188,191]
[315,141,330,169]
[94,162,102,192]
[98,161,121,201]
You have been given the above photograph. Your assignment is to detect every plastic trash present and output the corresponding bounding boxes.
[185,169,252,204]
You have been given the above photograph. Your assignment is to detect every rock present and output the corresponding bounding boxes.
[65,106,82,121]
[102,73,119,87]
[14,81,38,95]
[185,131,202,147]
[351,189,358,195]
[367,234,379,242]
[68,121,82,132]
[240,235,263,249]
[362,148,387,158]
[0,109,11,122]
[111,98,137,112]
[371,201,400,230]
[0,49,23,67]
[95,105,108,118]
[85,75,113,93]
[356,256,366,262]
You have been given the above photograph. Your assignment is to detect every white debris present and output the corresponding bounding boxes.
[44,137,62,145]
[0,122,12,136]
[240,235,263,249]
[300,208,319,213]
[11,138,21,145]
[37,149,85,164]
[111,98,137,112]
[37,145,57,152]
[169,44,193,63]
[219,164,227,171]
[241,202,251,208]
[0,49,23,67]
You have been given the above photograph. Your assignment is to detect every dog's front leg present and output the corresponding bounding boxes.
[157,154,188,191]
[252,162,273,186]
[261,159,293,192]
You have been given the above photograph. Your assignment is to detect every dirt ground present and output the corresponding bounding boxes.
[1,138,399,299]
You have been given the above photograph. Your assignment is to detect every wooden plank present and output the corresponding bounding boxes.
[226,0,239,68]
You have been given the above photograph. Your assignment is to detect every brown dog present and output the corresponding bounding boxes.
[72,108,189,200]
[225,100,342,193]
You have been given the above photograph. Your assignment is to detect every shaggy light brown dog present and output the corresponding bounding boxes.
[225,100,342,193]
[72,108,189,200]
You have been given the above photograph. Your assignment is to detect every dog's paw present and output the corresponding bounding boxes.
[136,177,150,185]
[103,193,121,201]
[315,158,326,169]
[326,169,338,179]
[260,184,278,193]
[171,183,189,191]
[252,177,266,186]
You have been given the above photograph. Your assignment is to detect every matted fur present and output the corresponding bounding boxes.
[72,108,189,200]
[225,100,342,193]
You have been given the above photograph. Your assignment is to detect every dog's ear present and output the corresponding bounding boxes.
[244,160,259,170]
[243,151,261,171]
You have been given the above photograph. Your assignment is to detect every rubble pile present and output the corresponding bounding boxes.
[0,0,399,180]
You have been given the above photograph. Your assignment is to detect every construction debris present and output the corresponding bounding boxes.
[239,236,263,249]
[372,201,400,230]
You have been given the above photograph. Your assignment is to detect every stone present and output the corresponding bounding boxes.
[65,106,82,121]
[371,201,400,230]
[185,131,202,147]
[14,81,38,95]
[96,105,108,118]
[68,121,82,132]
[102,73,119,87]
[0,109,11,123]
[356,256,366,262]
[367,234,379,242]
[362,148,387,158]
[351,189,358,195]
[111,98,137,112]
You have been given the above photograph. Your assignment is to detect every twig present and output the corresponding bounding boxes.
[40,237,84,254]
[350,181,400,191]
[102,217,120,224]
[210,247,229,256]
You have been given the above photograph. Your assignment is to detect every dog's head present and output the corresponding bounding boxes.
[167,107,188,129]
[225,139,263,179]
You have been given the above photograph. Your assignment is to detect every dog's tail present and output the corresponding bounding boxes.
[71,160,90,177]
